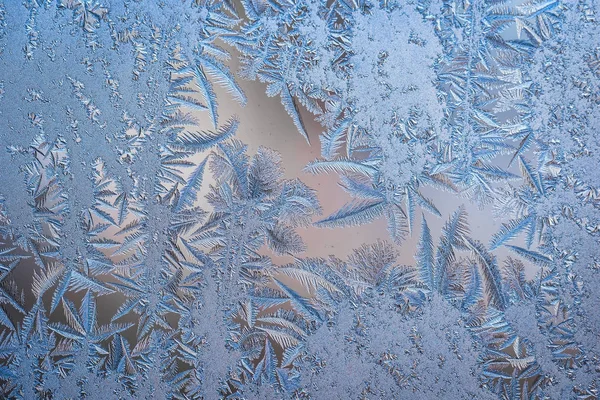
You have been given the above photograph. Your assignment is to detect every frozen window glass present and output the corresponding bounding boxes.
[0,1,598,399]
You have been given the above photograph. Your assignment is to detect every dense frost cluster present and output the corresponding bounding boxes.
[0,0,599,399]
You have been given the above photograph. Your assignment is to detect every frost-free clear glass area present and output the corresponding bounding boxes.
[0,0,598,399]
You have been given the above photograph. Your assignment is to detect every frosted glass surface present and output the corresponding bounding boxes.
[0,1,598,399]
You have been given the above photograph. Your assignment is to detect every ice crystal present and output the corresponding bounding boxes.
[0,0,598,399]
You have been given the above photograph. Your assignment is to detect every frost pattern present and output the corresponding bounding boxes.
[0,0,599,399]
